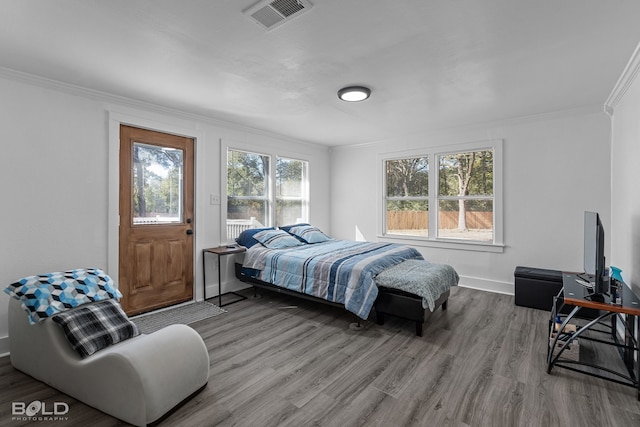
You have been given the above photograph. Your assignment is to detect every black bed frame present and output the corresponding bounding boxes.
[234,262,449,336]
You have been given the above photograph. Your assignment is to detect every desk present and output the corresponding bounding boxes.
[547,273,640,400]
[203,246,247,307]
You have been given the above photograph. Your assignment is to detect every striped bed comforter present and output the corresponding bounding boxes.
[242,240,423,319]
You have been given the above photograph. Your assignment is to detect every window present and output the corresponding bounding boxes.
[227,149,270,230]
[437,150,493,242]
[132,143,184,224]
[382,140,502,250]
[276,157,308,226]
[226,148,309,241]
[385,157,429,237]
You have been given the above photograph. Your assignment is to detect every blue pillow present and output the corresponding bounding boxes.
[235,227,275,248]
[253,229,305,249]
[288,225,332,244]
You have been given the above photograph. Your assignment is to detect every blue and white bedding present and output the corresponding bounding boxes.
[242,239,423,319]
[375,259,459,311]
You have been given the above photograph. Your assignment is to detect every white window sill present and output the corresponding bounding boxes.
[377,234,505,253]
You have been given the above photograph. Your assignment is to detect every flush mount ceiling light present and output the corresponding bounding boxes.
[337,86,371,102]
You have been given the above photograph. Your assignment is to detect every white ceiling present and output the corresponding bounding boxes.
[1,0,639,146]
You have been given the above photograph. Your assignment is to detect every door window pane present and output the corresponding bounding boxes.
[132,143,183,224]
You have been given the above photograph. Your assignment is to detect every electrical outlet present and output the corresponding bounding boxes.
[210,194,220,205]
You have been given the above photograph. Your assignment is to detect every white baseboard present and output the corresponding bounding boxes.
[0,336,9,358]
[458,275,514,295]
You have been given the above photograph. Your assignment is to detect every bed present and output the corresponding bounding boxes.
[234,225,458,336]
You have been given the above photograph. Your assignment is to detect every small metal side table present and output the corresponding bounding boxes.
[203,245,247,307]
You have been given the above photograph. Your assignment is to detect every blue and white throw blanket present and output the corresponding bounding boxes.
[375,259,459,311]
[243,240,423,319]
[4,268,122,324]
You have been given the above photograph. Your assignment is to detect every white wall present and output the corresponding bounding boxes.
[0,63,625,355]
[608,43,640,293]
[330,109,612,293]
[0,72,331,354]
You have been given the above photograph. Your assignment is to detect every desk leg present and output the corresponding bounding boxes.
[202,251,207,301]
[637,317,640,401]
[547,305,580,373]
[217,254,223,308]
[628,315,640,400]
[215,254,248,308]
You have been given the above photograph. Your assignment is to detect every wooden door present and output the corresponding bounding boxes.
[119,125,194,315]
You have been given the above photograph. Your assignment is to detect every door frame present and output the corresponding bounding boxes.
[107,111,205,302]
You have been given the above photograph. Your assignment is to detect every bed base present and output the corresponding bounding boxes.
[375,287,449,337]
[234,263,448,336]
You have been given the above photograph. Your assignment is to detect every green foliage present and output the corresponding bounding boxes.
[276,157,304,197]
[227,150,308,226]
[438,199,492,212]
[132,144,183,218]
[227,199,267,223]
[227,150,269,197]
[386,157,428,198]
[387,200,428,211]
[385,150,493,216]
[439,150,493,197]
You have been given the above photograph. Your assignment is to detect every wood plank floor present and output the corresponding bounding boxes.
[2,286,640,426]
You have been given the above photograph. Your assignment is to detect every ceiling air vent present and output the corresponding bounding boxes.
[244,0,313,30]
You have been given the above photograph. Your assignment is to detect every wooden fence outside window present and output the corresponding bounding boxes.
[386,210,493,230]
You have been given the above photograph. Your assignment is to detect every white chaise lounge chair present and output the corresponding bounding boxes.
[8,297,210,426]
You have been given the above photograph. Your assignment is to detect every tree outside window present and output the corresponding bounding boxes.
[276,157,308,226]
[438,150,494,242]
[385,157,429,237]
[383,143,498,245]
[226,148,309,241]
[227,149,270,236]
[132,143,183,224]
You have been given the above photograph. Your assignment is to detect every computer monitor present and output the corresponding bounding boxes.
[583,211,606,295]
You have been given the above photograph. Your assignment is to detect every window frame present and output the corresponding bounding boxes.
[379,139,504,253]
[226,147,272,230]
[383,155,430,238]
[222,140,310,243]
[275,155,310,227]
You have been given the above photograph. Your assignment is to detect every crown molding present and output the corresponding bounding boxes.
[331,104,603,151]
[0,66,326,150]
[604,41,640,116]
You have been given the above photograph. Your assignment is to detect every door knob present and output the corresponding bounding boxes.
[186,229,193,235]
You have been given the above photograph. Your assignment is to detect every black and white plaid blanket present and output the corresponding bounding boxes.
[52,299,139,358]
